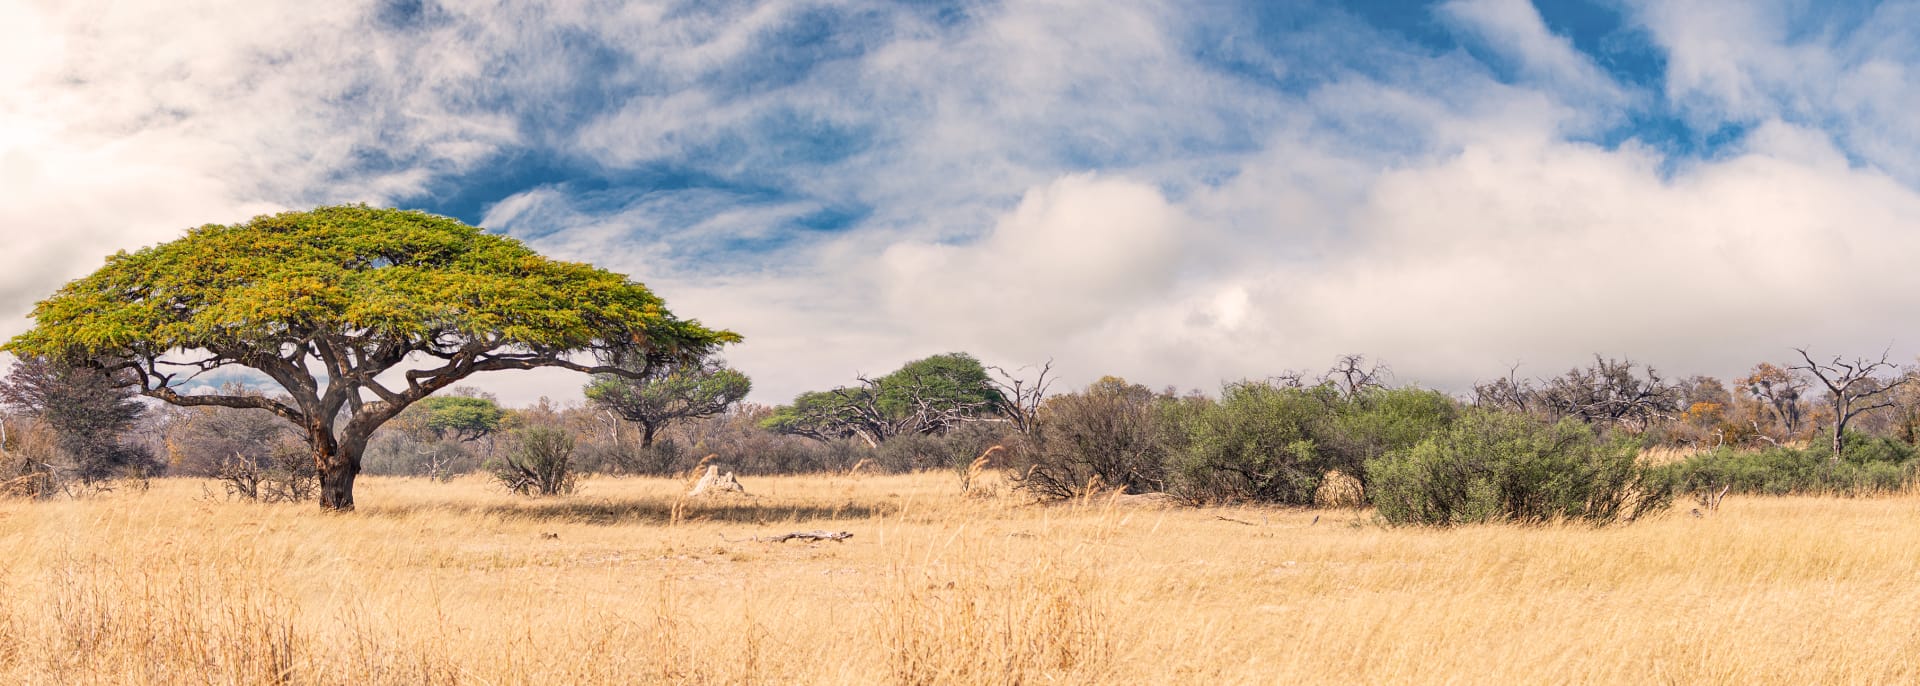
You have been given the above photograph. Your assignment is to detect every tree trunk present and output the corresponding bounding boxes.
[319,460,357,511]
[1831,413,1847,464]
[313,434,363,511]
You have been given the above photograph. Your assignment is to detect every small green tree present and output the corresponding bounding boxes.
[4,206,736,510]
[409,395,508,444]
[584,357,750,447]
[1328,387,1459,487]
[764,352,1000,446]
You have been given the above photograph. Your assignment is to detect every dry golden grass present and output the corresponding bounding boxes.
[0,472,1917,684]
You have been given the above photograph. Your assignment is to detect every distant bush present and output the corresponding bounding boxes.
[1652,434,1918,497]
[874,423,1005,475]
[575,438,688,476]
[489,427,577,497]
[1169,381,1341,505]
[1009,377,1174,499]
[1367,412,1673,526]
[1327,387,1460,487]
[213,443,317,503]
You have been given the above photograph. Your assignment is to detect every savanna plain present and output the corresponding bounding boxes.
[1,472,1916,685]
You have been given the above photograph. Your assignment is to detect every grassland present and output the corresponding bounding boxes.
[0,471,1916,684]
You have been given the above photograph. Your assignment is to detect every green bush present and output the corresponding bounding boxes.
[1654,438,1917,497]
[1367,412,1672,526]
[1169,382,1342,504]
[1329,387,1460,484]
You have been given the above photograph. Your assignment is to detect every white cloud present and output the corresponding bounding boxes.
[879,174,1190,343]
[9,0,1920,411]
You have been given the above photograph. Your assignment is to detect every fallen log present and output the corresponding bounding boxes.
[724,530,853,543]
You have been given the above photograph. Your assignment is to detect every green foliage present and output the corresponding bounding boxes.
[2,205,735,509]
[7,205,735,361]
[1170,381,1343,505]
[1008,379,1465,505]
[1332,388,1460,469]
[410,395,507,443]
[762,388,875,442]
[1652,435,1919,497]
[585,357,751,446]
[872,353,999,427]
[489,427,577,497]
[1366,412,1673,526]
[764,352,998,445]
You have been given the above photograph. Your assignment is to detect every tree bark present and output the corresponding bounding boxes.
[313,430,366,511]
[641,422,658,448]
[319,459,357,511]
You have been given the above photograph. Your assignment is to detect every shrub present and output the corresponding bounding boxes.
[1009,378,1173,499]
[362,437,481,480]
[574,438,688,476]
[1367,412,1673,526]
[213,444,318,503]
[489,427,577,497]
[873,423,1004,475]
[1653,437,1918,497]
[1328,387,1460,487]
[1168,381,1341,504]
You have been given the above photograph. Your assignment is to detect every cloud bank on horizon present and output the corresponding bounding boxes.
[4,0,1920,405]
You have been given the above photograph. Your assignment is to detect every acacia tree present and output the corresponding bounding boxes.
[5,206,737,510]
[408,394,507,444]
[583,356,751,447]
[763,353,1001,446]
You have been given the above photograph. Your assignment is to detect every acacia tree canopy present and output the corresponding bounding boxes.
[409,395,508,444]
[763,352,1001,446]
[584,356,751,447]
[4,205,738,510]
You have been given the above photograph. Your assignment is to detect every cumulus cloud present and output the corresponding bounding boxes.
[880,175,1190,343]
[8,0,1920,408]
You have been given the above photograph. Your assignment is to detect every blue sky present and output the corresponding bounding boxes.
[6,0,1920,405]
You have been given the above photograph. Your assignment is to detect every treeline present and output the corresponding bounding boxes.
[4,348,1920,524]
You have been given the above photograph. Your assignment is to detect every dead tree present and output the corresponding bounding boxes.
[1739,362,1808,440]
[1537,356,1678,432]
[1322,354,1390,397]
[1473,365,1537,415]
[987,360,1056,436]
[1792,348,1913,461]
[1472,356,1677,432]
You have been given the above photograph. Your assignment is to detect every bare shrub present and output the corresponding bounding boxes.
[1009,377,1174,500]
[489,427,577,497]
[0,418,59,499]
[213,444,317,503]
